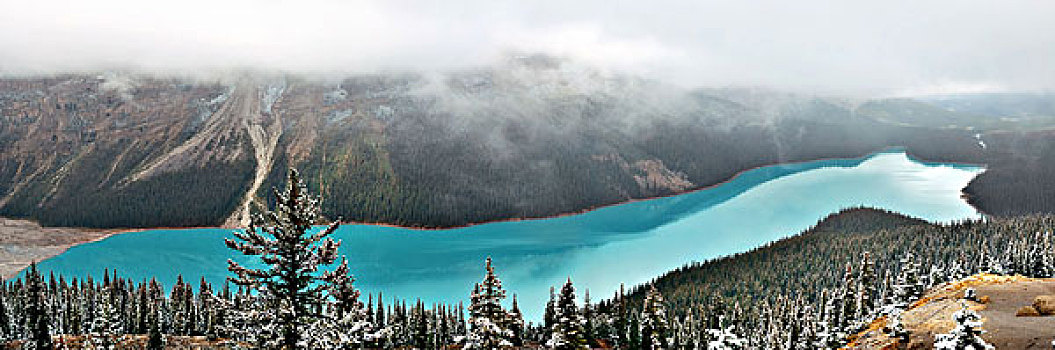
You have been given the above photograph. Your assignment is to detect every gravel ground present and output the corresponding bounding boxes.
[0,218,111,279]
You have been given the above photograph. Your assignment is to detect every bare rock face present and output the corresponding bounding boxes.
[1032,295,1055,315]
[1017,305,1041,317]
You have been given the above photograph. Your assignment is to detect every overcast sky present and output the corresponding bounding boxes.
[1,0,1053,96]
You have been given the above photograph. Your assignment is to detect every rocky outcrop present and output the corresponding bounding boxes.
[850,274,1055,349]
[1032,295,1055,315]
[1017,305,1042,317]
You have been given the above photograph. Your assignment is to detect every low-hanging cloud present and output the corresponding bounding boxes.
[1,0,1054,96]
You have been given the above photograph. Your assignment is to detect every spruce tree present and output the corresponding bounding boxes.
[314,258,374,347]
[934,303,994,350]
[507,295,525,347]
[614,284,628,347]
[412,300,429,349]
[465,257,512,349]
[543,285,557,342]
[225,168,349,349]
[628,312,642,349]
[546,278,588,350]
[894,253,924,307]
[23,262,53,350]
[146,313,165,350]
[838,263,857,329]
[858,251,877,317]
[90,285,122,349]
[134,281,149,335]
[582,290,599,348]
[0,295,11,342]
[640,286,670,350]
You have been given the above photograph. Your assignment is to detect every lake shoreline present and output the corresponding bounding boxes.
[0,218,124,279]
[4,147,988,279]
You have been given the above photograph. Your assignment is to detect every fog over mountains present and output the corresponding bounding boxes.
[3,57,1052,229]
[3,0,1055,96]
[3,1,1055,230]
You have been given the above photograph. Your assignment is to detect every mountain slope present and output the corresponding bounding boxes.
[0,76,255,228]
[1,62,1045,229]
[621,208,933,310]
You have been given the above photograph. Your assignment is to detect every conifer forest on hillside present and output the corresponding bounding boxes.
[3,171,1055,349]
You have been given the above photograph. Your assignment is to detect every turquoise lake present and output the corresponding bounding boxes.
[30,151,983,320]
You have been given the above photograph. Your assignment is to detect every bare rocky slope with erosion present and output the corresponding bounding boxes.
[0,60,1052,230]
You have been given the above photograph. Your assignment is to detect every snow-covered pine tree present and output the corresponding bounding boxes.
[976,239,1004,275]
[640,285,670,350]
[0,293,11,343]
[375,292,386,328]
[195,278,218,339]
[225,168,348,349]
[547,278,588,350]
[45,273,61,340]
[705,316,746,350]
[883,312,909,344]
[132,281,148,335]
[22,262,53,350]
[928,263,948,289]
[614,284,628,348]
[1028,232,1054,277]
[670,316,685,349]
[582,289,599,349]
[682,308,701,349]
[949,253,969,281]
[313,257,375,348]
[507,295,525,347]
[412,300,429,349]
[90,283,123,349]
[465,257,513,349]
[146,310,165,350]
[878,274,895,312]
[544,286,556,339]
[837,263,857,330]
[893,253,923,308]
[457,301,467,339]
[816,289,840,348]
[788,298,817,350]
[933,303,994,350]
[857,252,877,317]
[800,304,821,350]
[628,312,642,349]
[1043,232,1054,277]
[168,275,193,336]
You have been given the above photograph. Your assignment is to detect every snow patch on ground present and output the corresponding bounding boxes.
[324,87,348,106]
[327,109,356,123]
[97,72,138,101]
[260,81,287,114]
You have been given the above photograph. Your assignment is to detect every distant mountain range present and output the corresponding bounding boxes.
[1,60,1052,229]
